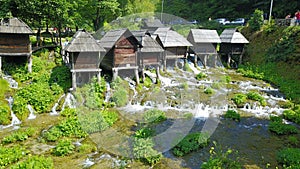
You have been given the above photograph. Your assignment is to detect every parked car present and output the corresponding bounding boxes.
[231,18,246,25]
[215,18,230,25]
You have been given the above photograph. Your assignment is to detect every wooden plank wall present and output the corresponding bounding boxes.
[0,34,30,54]
[71,52,100,69]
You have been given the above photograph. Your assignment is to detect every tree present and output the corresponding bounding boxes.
[248,9,264,32]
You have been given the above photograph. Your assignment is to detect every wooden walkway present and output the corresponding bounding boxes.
[32,45,58,52]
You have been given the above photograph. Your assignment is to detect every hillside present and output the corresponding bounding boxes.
[240,26,300,103]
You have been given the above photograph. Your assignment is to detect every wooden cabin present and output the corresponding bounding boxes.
[97,29,142,83]
[141,18,165,34]
[64,30,105,88]
[0,17,33,72]
[187,29,221,68]
[153,27,192,69]
[219,28,249,67]
[132,30,164,82]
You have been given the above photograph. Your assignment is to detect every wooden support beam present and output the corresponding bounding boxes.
[28,55,32,73]
[72,72,77,89]
[194,55,198,68]
[0,56,2,72]
[204,55,207,69]
[227,54,231,68]
[112,68,118,80]
[135,68,139,85]
[141,67,145,83]
[156,66,160,84]
[214,54,218,67]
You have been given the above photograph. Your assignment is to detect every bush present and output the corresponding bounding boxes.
[101,109,118,126]
[2,127,36,144]
[183,62,192,72]
[236,68,264,80]
[60,108,77,117]
[53,139,75,156]
[0,104,11,125]
[248,9,264,32]
[195,72,207,80]
[11,156,53,169]
[283,109,300,124]
[204,87,214,94]
[202,142,242,169]
[232,93,247,107]
[172,132,209,157]
[143,77,153,88]
[111,87,128,107]
[143,109,166,124]
[269,119,298,135]
[277,148,300,168]
[246,91,266,106]
[133,137,162,166]
[0,146,27,168]
[78,110,109,134]
[134,127,154,139]
[224,110,240,122]
[49,65,71,91]
[78,143,97,154]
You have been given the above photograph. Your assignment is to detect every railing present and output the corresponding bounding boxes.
[274,18,296,26]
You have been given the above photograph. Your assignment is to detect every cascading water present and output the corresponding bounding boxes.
[104,82,111,103]
[27,104,36,120]
[3,75,18,88]
[50,94,66,115]
[1,97,21,129]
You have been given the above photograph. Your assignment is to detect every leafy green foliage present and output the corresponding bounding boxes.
[172,132,209,157]
[248,9,264,32]
[143,109,166,124]
[0,104,11,125]
[201,142,242,169]
[101,109,118,126]
[0,146,27,168]
[224,110,240,122]
[2,127,36,144]
[43,113,87,142]
[204,87,214,95]
[277,148,300,168]
[183,62,192,72]
[237,67,264,80]
[283,109,300,125]
[11,155,53,169]
[111,77,129,107]
[53,139,75,156]
[268,116,298,135]
[133,137,162,166]
[231,93,247,107]
[143,77,153,88]
[134,127,154,139]
[246,91,266,106]
[49,66,71,92]
[78,143,97,154]
[195,72,207,80]
[78,110,109,134]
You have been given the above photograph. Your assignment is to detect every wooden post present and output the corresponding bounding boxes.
[174,59,178,68]
[214,54,218,67]
[156,66,160,84]
[0,56,2,72]
[239,54,243,66]
[141,66,145,83]
[204,55,207,68]
[135,68,139,85]
[28,55,32,73]
[97,71,101,84]
[72,71,76,89]
[227,53,231,68]
[194,55,198,68]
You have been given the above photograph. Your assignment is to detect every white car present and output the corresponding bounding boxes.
[231,18,245,25]
[215,18,230,25]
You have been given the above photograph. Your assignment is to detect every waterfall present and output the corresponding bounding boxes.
[3,75,18,88]
[1,97,21,129]
[50,94,65,115]
[104,82,111,103]
[27,104,36,120]
[62,92,76,109]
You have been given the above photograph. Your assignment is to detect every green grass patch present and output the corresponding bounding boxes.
[143,109,167,124]
[277,148,300,168]
[224,110,240,122]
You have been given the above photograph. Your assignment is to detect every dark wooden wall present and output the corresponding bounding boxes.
[70,52,100,69]
[139,52,161,66]
[165,47,187,59]
[191,43,218,54]
[220,43,245,55]
[0,34,31,54]
[113,36,137,67]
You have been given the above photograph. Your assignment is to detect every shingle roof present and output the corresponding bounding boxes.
[154,27,192,47]
[141,35,164,52]
[0,18,33,34]
[188,29,221,43]
[131,29,150,42]
[64,30,105,52]
[143,19,165,28]
[220,28,249,44]
[98,28,141,49]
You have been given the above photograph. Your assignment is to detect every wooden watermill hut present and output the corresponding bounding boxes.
[64,30,105,88]
[153,27,192,69]
[187,29,221,68]
[98,28,142,84]
[132,30,164,82]
[0,17,33,72]
[141,18,165,33]
[219,28,249,67]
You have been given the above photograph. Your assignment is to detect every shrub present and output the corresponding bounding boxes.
[232,93,247,107]
[78,143,97,154]
[172,132,209,157]
[133,137,162,166]
[283,109,300,124]
[183,62,192,72]
[143,77,153,88]
[201,142,242,169]
[78,110,109,134]
[195,72,207,80]
[2,127,36,144]
[246,91,266,106]
[248,9,264,32]
[288,136,299,146]
[53,139,75,156]
[143,109,166,124]
[11,156,53,169]
[49,65,71,91]
[277,148,300,168]
[224,110,240,122]
[0,146,27,168]
[0,104,11,125]
[134,127,154,139]
[111,87,128,107]
[269,120,298,135]
[236,68,264,80]
[211,82,221,89]
[60,108,77,117]
[101,109,118,126]
[204,87,214,95]
[220,75,231,83]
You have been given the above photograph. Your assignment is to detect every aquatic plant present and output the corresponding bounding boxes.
[195,72,207,80]
[172,132,209,157]
[52,139,75,156]
[11,155,53,169]
[143,109,166,124]
[224,110,240,122]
